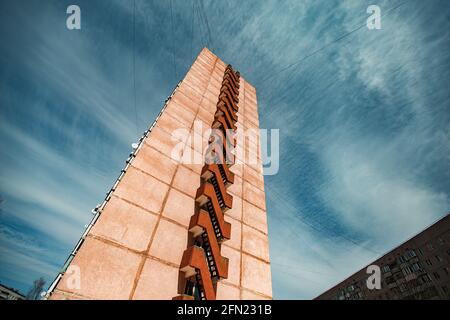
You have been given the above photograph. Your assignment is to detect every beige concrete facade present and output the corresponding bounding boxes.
[48,48,272,300]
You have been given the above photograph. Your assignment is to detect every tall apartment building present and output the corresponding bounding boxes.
[316,214,450,300]
[46,48,272,300]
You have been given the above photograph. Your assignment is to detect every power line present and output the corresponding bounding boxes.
[271,265,329,286]
[272,262,335,278]
[195,0,207,48]
[132,0,138,137]
[262,184,379,272]
[259,0,409,111]
[190,0,195,61]
[263,65,304,108]
[265,183,381,255]
[264,68,339,112]
[198,0,214,50]
[260,1,413,111]
[269,205,340,269]
[169,0,177,80]
[195,0,205,47]
[259,1,408,85]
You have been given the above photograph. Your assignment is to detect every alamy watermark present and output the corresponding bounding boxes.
[168,120,279,176]
[66,5,81,30]
[367,5,381,30]
[366,264,381,290]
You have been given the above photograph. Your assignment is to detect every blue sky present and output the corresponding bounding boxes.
[0,0,449,299]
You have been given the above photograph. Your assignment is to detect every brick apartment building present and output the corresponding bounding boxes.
[316,214,450,300]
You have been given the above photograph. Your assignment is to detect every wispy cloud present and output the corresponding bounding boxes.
[0,223,61,291]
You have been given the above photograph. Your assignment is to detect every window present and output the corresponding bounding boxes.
[386,276,395,285]
[418,274,432,284]
[404,250,416,260]
[411,262,422,272]
[425,259,433,266]
[438,238,445,245]
[427,242,434,251]
[417,248,424,256]
[382,265,390,273]
[402,266,413,276]
[394,272,404,280]
[399,283,408,292]
[436,255,443,262]
[433,271,440,280]
[444,267,449,275]
[422,286,439,299]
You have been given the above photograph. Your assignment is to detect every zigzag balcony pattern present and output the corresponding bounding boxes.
[174,64,240,300]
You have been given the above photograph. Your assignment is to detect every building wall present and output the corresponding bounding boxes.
[48,48,272,300]
[0,284,25,300]
[316,214,450,300]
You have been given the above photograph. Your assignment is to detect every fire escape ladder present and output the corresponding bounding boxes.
[174,62,240,300]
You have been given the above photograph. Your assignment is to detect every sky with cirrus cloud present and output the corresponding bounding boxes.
[0,0,449,299]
